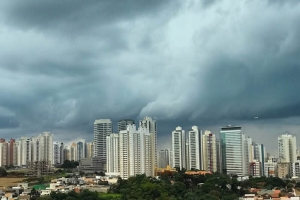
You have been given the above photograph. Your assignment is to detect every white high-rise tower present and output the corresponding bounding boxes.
[188,126,201,170]
[139,117,157,168]
[172,126,186,169]
[106,133,119,173]
[278,133,296,163]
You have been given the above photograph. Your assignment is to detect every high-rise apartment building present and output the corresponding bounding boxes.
[77,139,86,161]
[106,133,119,173]
[188,126,201,170]
[139,117,157,169]
[94,119,113,170]
[220,126,245,176]
[0,139,8,167]
[70,142,77,161]
[118,124,156,179]
[8,139,15,166]
[158,149,170,168]
[202,130,217,172]
[86,142,94,158]
[172,126,186,169]
[118,119,135,132]
[252,143,265,176]
[53,142,61,164]
[264,158,277,177]
[16,137,31,166]
[278,133,297,163]
[59,142,65,164]
[37,132,53,164]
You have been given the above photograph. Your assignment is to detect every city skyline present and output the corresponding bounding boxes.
[1,0,300,156]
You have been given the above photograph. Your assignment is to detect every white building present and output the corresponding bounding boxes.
[188,126,201,170]
[264,159,277,177]
[202,130,217,172]
[249,159,261,177]
[278,133,297,163]
[37,132,53,164]
[292,161,300,178]
[119,124,155,179]
[94,119,113,170]
[139,117,157,170]
[106,133,119,173]
[172,126,186,169]
[16,137,31,166]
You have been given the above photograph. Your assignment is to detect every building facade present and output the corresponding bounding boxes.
[278,134,297,163]
[220,126,244,176]
[172,126,186,169]
[117,119,135,132]
[202,130,217,172]
[106,133,119,173]
[188,126,201,170]
[94,119,113,170]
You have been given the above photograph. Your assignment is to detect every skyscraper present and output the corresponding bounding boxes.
[220,126,244,176]
[53,142,61,164]
[202,130,217,172]
[59,142,65,164]
[86,142,94,158]
[94,119,113,170]
[119,124,155,179]
[158,149,170,168]
[118,119,135,132]
[106,133,119,173]
[37,132,53,164]
[0,139,8,167]
[188,126,201,170]
[16,137,31,166]
[139,117,157,168]
[278,133,297,163]
[77,139,86,161]
[172,126,186,169]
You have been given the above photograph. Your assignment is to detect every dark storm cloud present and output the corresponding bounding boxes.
[0,0,178,34]
[0,0,300,153]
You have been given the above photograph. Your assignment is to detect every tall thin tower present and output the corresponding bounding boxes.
[139,117,157,168]
[172,126,186,169]
[94,119,112,170]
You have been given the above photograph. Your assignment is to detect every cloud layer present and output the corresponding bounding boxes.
[1,0,300,153]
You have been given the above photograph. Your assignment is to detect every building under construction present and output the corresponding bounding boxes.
[26,161,54,177]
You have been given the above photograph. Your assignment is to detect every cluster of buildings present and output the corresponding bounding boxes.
[0,133,95,169]
[93,117,157,179]
[1,118,300,181]
[158,126,300,180]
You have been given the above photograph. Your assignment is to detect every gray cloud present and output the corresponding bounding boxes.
[0,0,300,153]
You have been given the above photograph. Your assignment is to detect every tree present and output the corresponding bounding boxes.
[30,188,41,200]
[61,160,79,169]
[0,167,7,177]
[199,194,219,200]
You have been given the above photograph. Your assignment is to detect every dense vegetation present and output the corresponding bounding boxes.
[108,172,290,200]
[0,167,7,177]
[36,190,121,200]
[32,171,293,200]
[60,160,79,169]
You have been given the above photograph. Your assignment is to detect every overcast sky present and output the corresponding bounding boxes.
[1,0,300,154]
